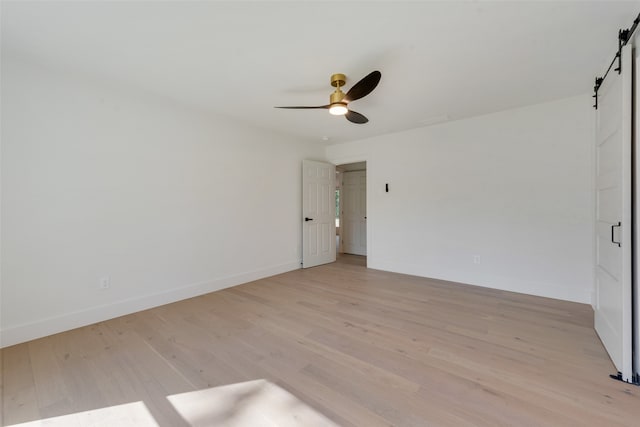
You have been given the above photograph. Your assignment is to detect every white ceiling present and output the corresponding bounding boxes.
[2,1,639,144]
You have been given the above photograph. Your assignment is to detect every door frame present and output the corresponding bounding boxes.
[334,157,369,265]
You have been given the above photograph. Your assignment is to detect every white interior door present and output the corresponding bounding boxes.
[342,170,367,256]
[302,160,336,268]
[594,44,633,381]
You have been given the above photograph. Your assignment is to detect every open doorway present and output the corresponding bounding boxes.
[336,162,367,263]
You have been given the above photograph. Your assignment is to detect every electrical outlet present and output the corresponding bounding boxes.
[473,255,481,265]
[99,276,110,289]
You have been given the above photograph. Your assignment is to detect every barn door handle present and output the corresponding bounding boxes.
[611,222,621,247]
[305,217,313,222]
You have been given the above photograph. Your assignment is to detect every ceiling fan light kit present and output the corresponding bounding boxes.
[276,70,381,124]
[329,103,348,115]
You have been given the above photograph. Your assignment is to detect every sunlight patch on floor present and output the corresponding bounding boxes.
[167,379,338,427]
[6,401,158,427]
[6,380,337,426]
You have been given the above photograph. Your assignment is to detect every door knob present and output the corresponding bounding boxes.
[305,217,314,222]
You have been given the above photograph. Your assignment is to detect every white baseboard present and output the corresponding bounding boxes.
[369,257,591,304]
[0,261,301,348]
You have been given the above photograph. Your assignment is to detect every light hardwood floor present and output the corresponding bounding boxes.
[2,255,639,426]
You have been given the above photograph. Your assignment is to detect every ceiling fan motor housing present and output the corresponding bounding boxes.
[330,90,345,105]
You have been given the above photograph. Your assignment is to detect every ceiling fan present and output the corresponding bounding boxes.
[275,70,381,124]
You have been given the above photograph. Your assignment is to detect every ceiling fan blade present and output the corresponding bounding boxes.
[343,71,381,103]
[345,110,368,124]
[274,105,329,109]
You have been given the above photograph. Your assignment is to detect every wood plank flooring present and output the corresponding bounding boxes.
[2,255,639,426]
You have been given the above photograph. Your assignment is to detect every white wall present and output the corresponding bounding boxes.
[327,95,594,303]
[0,55,324,347]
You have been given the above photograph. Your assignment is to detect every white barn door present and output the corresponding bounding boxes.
[302,160,336,268]
[594,44,633,382]
[634,39,640,382]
